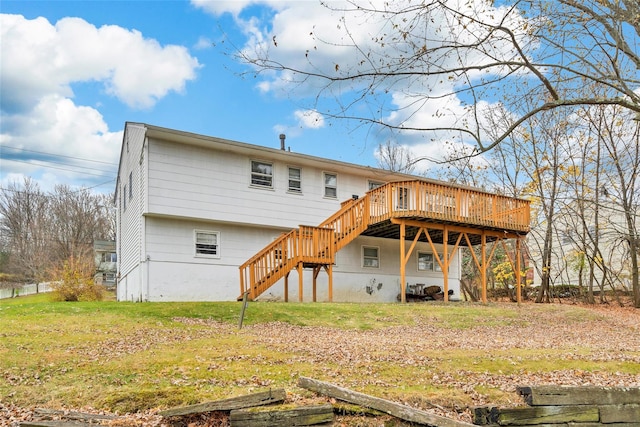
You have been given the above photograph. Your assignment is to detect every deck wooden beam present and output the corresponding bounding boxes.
[389,218,522,241]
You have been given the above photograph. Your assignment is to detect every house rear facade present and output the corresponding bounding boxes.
[115,123,470,302]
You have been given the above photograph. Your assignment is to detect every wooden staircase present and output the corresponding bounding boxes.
[238,180,531,301]
[238,196,368,300]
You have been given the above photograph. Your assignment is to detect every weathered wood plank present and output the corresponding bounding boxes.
[20,422,94,427]
[599,403,640,423]
[497,406,598,425]
[298,376,475,427]
[517,386,640,406]
[33,409,117,421]
[568,424,640,427]
[159,388,286,417]
[229,404,333,427]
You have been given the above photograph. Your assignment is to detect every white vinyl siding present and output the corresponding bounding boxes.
[362,246,379,268]
[195,230,220,258]
[324,172,337,198]
[251,160,273,188]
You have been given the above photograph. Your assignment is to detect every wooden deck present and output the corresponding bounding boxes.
[239,180,530,302]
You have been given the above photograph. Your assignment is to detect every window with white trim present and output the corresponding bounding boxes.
[251,160,273,188]
[397,186,409,209]
[288,166,302,193]
[417,252,443,271]
[368,180,384,190]
[324,172,337,198]
[362,246,379,268]
[128,172,133,199]
[195,230,220,258]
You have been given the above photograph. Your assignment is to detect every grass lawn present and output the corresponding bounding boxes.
[1,293,639,420]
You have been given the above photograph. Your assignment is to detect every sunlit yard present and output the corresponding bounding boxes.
[1,294,639,422]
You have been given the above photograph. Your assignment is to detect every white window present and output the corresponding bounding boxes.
[397,187,409,209]
[368,180,384,190]
[251,160,273,188]
[288,167,302,193]
[417,252,433,271]
[362,246,379,268]
[128,172,133,199]
[195,230,220,258]
[418,252,443,271]
[324,172,337,198]
[101,252,117,262]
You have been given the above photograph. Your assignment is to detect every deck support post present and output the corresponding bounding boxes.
[298,262,304,302]
[481,232,487,304]
[284,272,289,302]
[312,266,320,302]
[400,221,406,303]
[443,227,449,302]
[327,264,333,302]
[516,237,522,305]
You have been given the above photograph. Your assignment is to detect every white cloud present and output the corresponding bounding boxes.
[294,109,324,129]
[273,109,325,138]
[202,0,532,158]
[1,94,123,191]
[0,14,201,110]
[0,13,200,193]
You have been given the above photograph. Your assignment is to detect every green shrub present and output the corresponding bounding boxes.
[51,256,104,302]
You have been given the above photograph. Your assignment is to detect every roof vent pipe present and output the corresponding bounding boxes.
[279,134,286,150]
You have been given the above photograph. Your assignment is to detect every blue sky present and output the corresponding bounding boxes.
[1,0,390,195]
[1,0,540,195]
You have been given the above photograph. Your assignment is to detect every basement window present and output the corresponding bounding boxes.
[418,252,444,272]
[251,160,273,188]
[362,246,379,268]
[195,230,220,258]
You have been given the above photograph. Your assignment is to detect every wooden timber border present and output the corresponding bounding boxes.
[474,386,640,426]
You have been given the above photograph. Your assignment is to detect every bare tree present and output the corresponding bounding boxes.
[49,185,113,265]
[1,180,116,294]
[236,0,639,158]
[585,105,640,307]
[0,178,51,288]
[376,140,416,173]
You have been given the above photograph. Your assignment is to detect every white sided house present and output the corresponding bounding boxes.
[115,123,530,303]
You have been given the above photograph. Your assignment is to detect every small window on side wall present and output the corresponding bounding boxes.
[324,172,337,198]
[288,167,302,193]
[195,230,220,258]
[362,246,379,268]
[251,160,273,188]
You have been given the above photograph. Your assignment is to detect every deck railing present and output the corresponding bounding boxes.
[239,180,530,300]
[368,181,530,232]
[239,225,336,299]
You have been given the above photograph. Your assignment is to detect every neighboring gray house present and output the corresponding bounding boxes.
[94,240,117,286]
